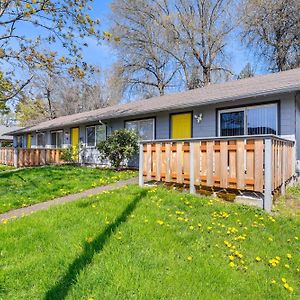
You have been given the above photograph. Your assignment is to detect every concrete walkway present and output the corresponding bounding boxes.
[0,177,138,222]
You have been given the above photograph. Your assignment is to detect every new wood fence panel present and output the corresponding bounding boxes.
[141,136,295,194]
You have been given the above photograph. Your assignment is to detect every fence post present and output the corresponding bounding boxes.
[264,138,273,212]
[139,143,144,187]
[190,142,196,194]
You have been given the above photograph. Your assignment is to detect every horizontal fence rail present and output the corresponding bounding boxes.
[140,136,295,195]
[0,148,64,167]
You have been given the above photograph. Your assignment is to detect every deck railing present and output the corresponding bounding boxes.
[0,148,14,166]
[0,148,64,167]
[139,135,296,211]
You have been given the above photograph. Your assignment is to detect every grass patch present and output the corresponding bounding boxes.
[0,165,14,172]
[1,185,300,299]
[274,185,300,219]
[0,165,136,213]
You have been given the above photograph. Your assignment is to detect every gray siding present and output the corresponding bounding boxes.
[18,91,299,165]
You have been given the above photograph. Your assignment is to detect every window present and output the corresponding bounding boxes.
[16,136,23,148]
[86,125,106,147]
[125,118,155,141]
[51,131,63,148]
[36,133,45,148]
[218,104,278,136]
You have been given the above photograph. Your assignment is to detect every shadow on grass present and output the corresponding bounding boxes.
[44,189,148,300]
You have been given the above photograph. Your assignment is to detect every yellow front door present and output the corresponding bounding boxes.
[71,127,79,160]
[171,113,192,139]
[27,134,31,148]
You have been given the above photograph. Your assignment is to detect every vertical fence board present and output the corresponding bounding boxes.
[220,141,228,188]
[254,140,264,192]
[236,140,245,190]
[176,143,183,184]
[206,141,214,186]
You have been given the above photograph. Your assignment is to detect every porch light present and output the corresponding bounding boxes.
[194,113,203,123]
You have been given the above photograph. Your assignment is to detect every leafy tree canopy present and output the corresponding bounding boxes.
[0,0,102,101]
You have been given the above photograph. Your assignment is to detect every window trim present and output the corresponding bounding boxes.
[50,130,64,149]
[86,125,107,148]
[217,103,278,137]
[124,117,156,141]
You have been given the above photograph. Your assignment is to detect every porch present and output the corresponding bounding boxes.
[138,135,296,212]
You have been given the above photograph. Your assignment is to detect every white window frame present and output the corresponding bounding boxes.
[125,118,155,141]
[218,103,278,136]
[36,132,46,148]
[86,125,107,148]
[51,130,63,149]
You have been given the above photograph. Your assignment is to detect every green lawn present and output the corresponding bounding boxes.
[0,165,136,214]
[1,185,299,299]
[274,185,300,219]
[0,165,14,172]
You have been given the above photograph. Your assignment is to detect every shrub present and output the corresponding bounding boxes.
[59,145,80,164]
[97,129,139,170]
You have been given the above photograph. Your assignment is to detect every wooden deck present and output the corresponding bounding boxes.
[139,135,295,210]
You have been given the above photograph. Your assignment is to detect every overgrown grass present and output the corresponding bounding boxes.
[1,185,299,299]
[0,165,14,172]
[0,165,137,213]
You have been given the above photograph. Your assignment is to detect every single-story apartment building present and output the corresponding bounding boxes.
[8,68,300,171]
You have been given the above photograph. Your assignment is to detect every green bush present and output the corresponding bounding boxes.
[59,146,79,164]
[97,129,139,169]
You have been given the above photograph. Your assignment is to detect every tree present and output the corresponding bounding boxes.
[238,63,255,79]
[0,70,12,111]
[171,0,235,87]
[110,0,234,98]
[239,0,300,72]
[15,68,123,126]
[111,0,180,97]
[0,0,102,101]
[97,129,139,170]
[16,97,49,126]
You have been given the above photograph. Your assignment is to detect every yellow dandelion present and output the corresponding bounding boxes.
[229,255,235,261]
[189,225,194,230]
[281,278,287,283]
[229,261,235,268]
[284,264,290,269]
[256,256,262,262]
[156,220,164,225]
[271,279,276,284]
[268,237,273,242]
[287,253,292,259]
[187,256,193,261]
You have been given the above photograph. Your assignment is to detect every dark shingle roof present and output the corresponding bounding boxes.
[9,68,300,135]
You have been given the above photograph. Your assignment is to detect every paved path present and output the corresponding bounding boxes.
[0,177,138,221]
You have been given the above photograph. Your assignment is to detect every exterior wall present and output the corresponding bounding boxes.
[15,91,299,167]
[296,92,300,170]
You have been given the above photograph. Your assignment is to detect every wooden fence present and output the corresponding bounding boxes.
[139,136,295,211]
[0,148,14,166]
[0,148,64,167]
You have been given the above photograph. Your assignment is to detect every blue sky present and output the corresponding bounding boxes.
[2,0,260,80]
